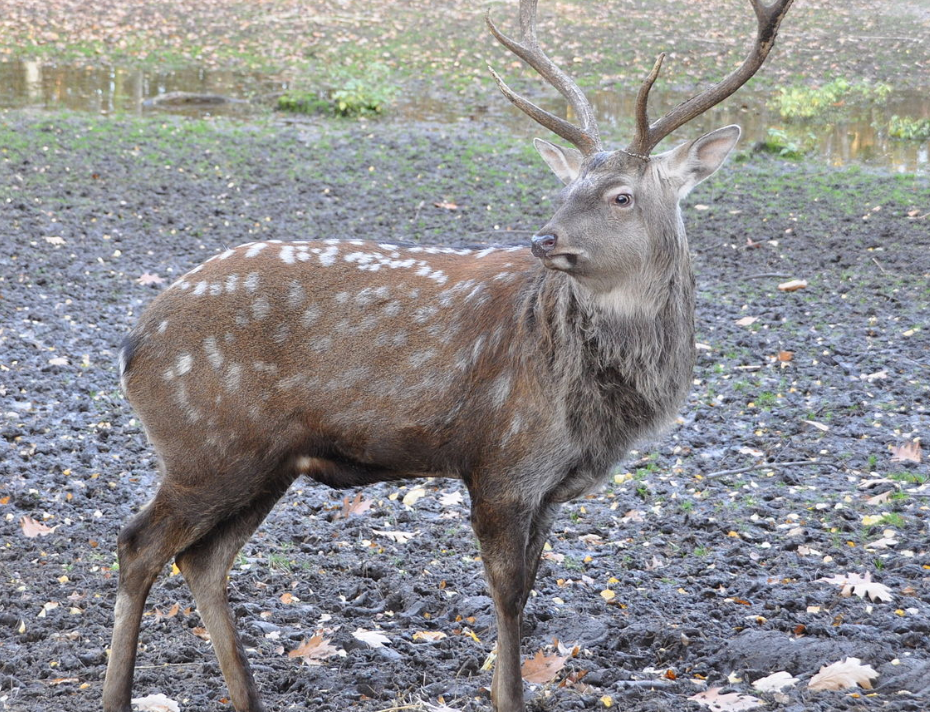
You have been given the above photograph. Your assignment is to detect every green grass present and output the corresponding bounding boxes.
[772,78,893,120]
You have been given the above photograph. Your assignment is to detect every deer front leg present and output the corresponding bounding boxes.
[470,496,531,712]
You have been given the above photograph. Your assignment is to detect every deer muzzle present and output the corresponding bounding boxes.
[531,233,557,259]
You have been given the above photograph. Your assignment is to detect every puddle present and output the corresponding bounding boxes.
[1,59,927,173]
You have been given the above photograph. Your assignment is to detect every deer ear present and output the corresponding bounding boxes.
[534,138,584,185]
[661,125,741,198]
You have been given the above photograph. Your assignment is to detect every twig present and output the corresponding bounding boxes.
[615,679,677,689]
[745,272,792,280]
[871,257,887,274]
[703,460,834,479]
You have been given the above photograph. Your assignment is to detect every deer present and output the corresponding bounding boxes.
[102,1,794,710]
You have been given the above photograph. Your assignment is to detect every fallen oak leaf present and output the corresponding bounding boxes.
[521,649,567,684]
[752,671,798,692]
[130,693,181,712]
[808,657,878,691]
[818,572,892,602]
[890,439,921,463]
[21,515,57,538]
[372,528,419,544]
[137,272,165,286]
[337,491,372,519]
[688,686,762,710]
[287,634,341,665]
[352,627,390,648]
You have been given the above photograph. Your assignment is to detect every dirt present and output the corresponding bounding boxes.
[0,0,929,708]
[0,108,927,712]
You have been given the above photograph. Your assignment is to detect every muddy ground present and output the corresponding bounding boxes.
[0,107,927,712]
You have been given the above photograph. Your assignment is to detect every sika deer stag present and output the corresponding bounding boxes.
[103,1,793,710]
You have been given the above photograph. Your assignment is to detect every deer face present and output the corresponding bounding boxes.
[530,126,741,302]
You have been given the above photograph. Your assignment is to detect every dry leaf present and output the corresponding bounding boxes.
[191,626,211,641]
[280,592,300,605]
[752,671,798,692]
[372,528,418,544]
[439,490,464,507]
[137,272,165,285]
[352,628,390,648]
[288,634,341,665]
[865,491,892,505]
[433,201,458,211]
[777,279,807,292]
[802,420,829,432]
[402,487,426,507]
[337,492,372,519]
[21,515,57,538]
[890,440,922,463]
[735,316,758,327]
[130,693,181,712]
[777,350,793,362]
[521,650,567,684]
[600,589,616,602]
[818,572,892,602]
[688,687,762,710]
[153,603,180,621]
[413,630,447,642]
[808,657,878,691]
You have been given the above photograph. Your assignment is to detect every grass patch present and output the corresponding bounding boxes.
[279,63,399,118]
[772,78,892,120]
[887,115,930,141]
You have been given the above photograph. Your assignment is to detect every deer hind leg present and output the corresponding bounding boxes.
[520,502,560,610]
[103,494,207,712]
[174,478,293,712]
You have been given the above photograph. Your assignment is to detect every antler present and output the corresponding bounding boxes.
[486,0,602,156]
[628,0,795,156]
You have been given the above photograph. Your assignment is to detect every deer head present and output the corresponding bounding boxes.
[487,0,793,311]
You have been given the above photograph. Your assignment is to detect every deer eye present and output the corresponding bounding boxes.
[613,193,633,207]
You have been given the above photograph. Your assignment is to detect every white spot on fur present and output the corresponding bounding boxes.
[252,296,271,320]
[335,292,350,304]
[218,248,236,260]
[157,320,169,334]
[252,360,279,374]
[301,304,321,327]
[413,305,438,324]
[193,281,208,296]
[288,281,306,308]
[409,350,436,368]
[209,282,223,296]
[383,300,402,317]
[280,245,296,264]
[319,245,339,266]
[489,372,512,410]
[245,243,267,258]
[224,363,242,391]
[475,247,496,258]
[225,274,239,293]
[244,272,260,293]
[204,336,223,369]
[176,353,193,376]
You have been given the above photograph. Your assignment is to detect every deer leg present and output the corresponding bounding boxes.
[174,481,290,712]
[103,497,205,712]
[470,496,532,712]
[520,502,560,610]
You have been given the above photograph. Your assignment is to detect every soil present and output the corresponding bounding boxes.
[4,0,930,695]
[0,110,927,712]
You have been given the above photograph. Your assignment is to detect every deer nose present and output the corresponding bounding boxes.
[531,233,557,258]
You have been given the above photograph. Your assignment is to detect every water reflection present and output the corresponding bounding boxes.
[0,59,927,173]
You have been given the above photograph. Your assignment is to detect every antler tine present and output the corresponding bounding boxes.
[487,0,602,156]
[627,0,795,157]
